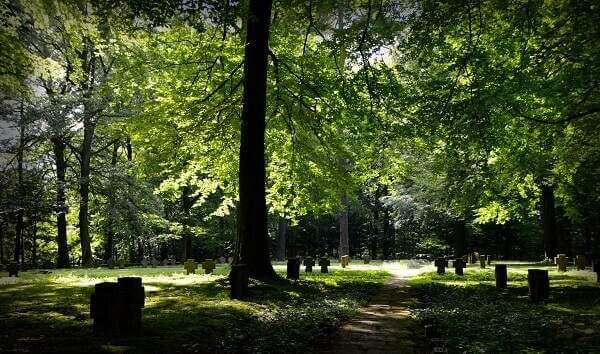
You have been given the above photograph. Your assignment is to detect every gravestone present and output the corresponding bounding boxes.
[184,259,198,275]
[556,254,568,272]
[162,259,169,266]
[340,255,350,268]
[303,257,315,272]
[107,259,115,269]
[7,262,19,277]
[528,269,549,303]
[363,255,371,264]
[230,264,249,299]
[141,259,148,268]
[495,264,507,289]
[453,258,466,276]
[151,258,158,268]
[434,258,448,275]
[575,255,586,270]
[90,277,145,335]
[218,256,226,264]
[470,252,479,264]
[594,260,600,282]
[319,258,330,273]
[479,256,486,269]
[486,255,491,265]
[287,258,300,279]
[202,259,216,275]
[118,259,126,269]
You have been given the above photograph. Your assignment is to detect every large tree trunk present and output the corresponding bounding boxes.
[52,137,70,268]
[541,185,557,259]
[275,217,287,261]
[233,0,276,279]
[181,185,193,261]
[339,194,350,257]
[453,219,466,258]
[105,142,118,263]
[382,207,391,259]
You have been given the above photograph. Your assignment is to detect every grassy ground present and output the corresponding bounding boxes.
[408,262,600,353]
[0,262,390,353]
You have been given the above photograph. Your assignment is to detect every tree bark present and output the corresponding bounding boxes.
[275,217,287,261]
[233,0,276,279]
[339,194,350,257]
[541,185,557,259]
[0,221,4,263]
[14,112,25,263]
[31,221,37,267]
[382,206,391,259]
[105,142,118,263]
[52,137,70,268]
[181,185,193,260]
[78,114,94,266]
[453,219,466,258]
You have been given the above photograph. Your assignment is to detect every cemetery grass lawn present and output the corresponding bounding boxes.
[408,263,600,353]
[0,264,389,353]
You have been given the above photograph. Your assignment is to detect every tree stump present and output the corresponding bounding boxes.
[7,262,19,277]
[117,277,145,335]
[528,269,549,303]
[319,258,330,273]
[434,258,448,275]
[303,257,314,272]
[495,264,507,289]
[230,264,249,300]
[287,258,300,279]
[453,258,466,276]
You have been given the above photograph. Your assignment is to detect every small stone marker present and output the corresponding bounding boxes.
[575,255,586,270]
[107,259,115,269]
[141,259,148,268]
[479,256,486,269]
[434,258,448,275]
[363,255,371,264]
[230,264,249,299]
[340,255,350,268]
[453,258,466,276]
[202,259,216,275]
[528,269,549,303]
[319,258,330,273]
[486,255,491,265]
[118,259,126,269]
[184,259,198,275]
[303,257,315,272]
[151,258,158,268]
[287,258,300,279]
[495,264,507,289]
[90,277,145,335]
[556,254,568,272]
[162,259,169,266]
[7,262,19,277]
[218,256,226,264]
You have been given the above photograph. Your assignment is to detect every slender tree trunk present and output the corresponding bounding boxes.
[382,207,391,259]
[31,221,37,267]
[233,0,276,279]
[14,114,25,264]
[339,194,350,257]
[0,221,4,263]
[181,186,193,261]
[78,115,94,266]
[541,185,557,259]
[52,137,70,268]
[105,142,118,263]
[453,219,466,258]
[275,217,287,261]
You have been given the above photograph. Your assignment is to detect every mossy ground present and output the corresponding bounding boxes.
[0,262,389,353]
[408,262,600,353]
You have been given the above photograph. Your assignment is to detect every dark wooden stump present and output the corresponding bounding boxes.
[453,258,466,276]
[495,264,507,289]
[117,277,145,335]
[528,269,549,303]
[287,258,300,279]
[434,258,447,275]
[90,282,121,334]
[230,264,249,299]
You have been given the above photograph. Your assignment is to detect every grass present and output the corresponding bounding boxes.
[0,262,390,353]
[408,263,600,353]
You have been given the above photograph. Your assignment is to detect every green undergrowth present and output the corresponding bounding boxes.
[408,265,600,353]
[0,265,389,353]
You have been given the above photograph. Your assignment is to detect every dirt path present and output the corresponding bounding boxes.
[321,267,428,354]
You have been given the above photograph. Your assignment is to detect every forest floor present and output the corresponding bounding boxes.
[0,261,392,353]
[322,264,432,354]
